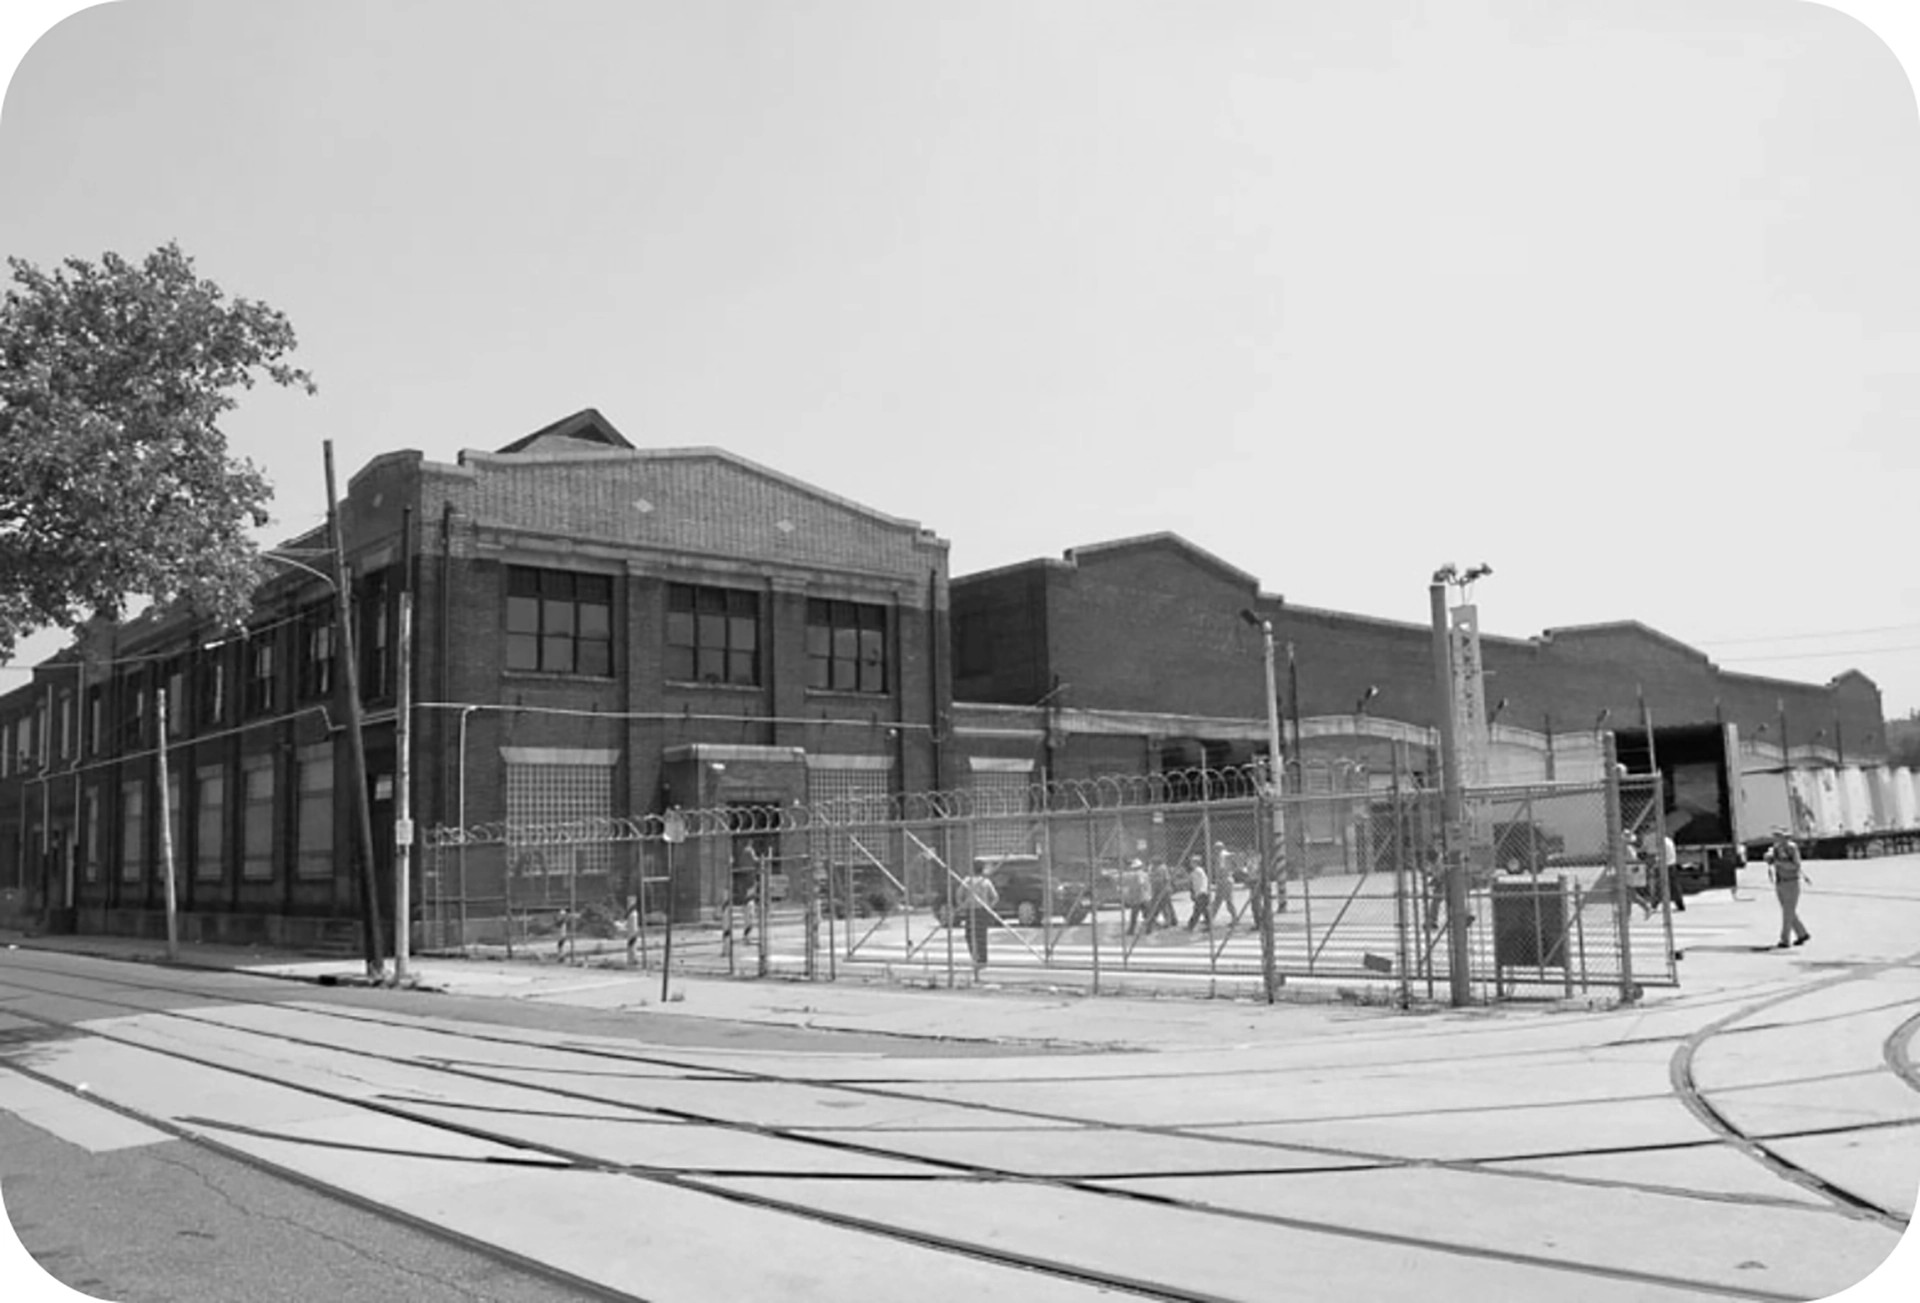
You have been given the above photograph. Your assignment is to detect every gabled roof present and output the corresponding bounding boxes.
[1537,619,1712,663]
[494,408,635,455]
[1061,532,1266,593]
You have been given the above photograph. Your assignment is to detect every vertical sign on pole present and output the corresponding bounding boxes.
[660,809,686,1002]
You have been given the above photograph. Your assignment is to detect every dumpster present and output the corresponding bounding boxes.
[1492,878,1568,970]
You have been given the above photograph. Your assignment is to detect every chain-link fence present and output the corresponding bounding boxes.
[420,763,1675,1004]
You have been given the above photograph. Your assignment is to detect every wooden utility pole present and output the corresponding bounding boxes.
[324,441,386,981]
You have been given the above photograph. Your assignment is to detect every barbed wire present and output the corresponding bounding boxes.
[423,760,1378,848]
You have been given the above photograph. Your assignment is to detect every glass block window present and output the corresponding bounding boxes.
[505,756,615,890]
[971,765,1037,857]
[665,584,759,685]
[296,743,333,881]
[506,568,613,676]
[806,761,892,873]
[805,599,887,693]
[195,767,225,882]
[242,755,275,881]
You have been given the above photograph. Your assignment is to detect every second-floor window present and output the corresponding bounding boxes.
[359,571,392,701]
[666,584,759,686]
[299,606,335,700]
[806,599,888,693]
[506,568,612,675]
[197,651,226,730]
[245,634,275,717]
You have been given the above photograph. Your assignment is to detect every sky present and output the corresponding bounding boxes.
[1,0,1918,728]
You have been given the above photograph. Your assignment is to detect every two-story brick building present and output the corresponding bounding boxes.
[0,408,952,944]
[949,532,1887,789]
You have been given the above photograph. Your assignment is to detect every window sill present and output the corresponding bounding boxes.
[803,688,892,701]
[500,670,618,683]
[664,679,763,693]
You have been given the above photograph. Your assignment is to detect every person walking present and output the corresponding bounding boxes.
[959,864,1001,973]
[1213,842,1245,926]
[1661,831,1686,913]
[1765,827,1811,949]
[1184,856,1213,934]
[1121,860,1151,938]
[622,896,641,968]
[1148,859,1177,931]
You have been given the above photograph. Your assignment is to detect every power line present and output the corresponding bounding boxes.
[1698,622,1920,645]
[1718,643,1920,663]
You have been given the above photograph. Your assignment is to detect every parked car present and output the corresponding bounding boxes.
[932,855,1123,927]
[825,862,902,919]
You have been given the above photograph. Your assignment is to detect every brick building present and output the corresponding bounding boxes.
[0,409,952,942]
[950,533,1888,788]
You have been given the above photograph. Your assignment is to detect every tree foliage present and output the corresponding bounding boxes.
[0,241,315,660]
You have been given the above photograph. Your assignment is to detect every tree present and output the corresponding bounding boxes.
[0,242,315,660]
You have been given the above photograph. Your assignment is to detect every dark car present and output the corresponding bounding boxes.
[933,855,1122,927]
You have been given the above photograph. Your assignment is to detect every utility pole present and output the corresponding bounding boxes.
[324,441,386,981]
[156,688,178,963]
[393,507,415,985]
[1429,569,1471,1007]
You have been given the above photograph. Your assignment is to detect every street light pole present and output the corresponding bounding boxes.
[1429,567,1471,1008]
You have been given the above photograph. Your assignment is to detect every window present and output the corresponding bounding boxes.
[118,675,148,750]
[197,649,226,730]
[666,584,759,685]
[242,755,274,881]
[806,599,888,693]
[504,753,615,881]
[195,767,225,882]
[159,660,184,738]
[1,721,10,777]
[120,780,146,883]
[506,568,612,675]
[245,633,275,717]
[359,571,392,700]
[57,690,72,759]
[299,606,335,700]
[82,787,99,884]
[165,772,183,873]
[296,743,333,880]
[86,686,102,755]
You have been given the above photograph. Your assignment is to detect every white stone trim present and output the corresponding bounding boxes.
[967,757,1036,773]
[803,753,895,771]
[500,747,621,766]
[660,744,803,764]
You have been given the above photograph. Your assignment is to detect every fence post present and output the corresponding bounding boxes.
[757,844,771,979]
[1084,803,1100,995]
[1258,782,1280,1003]
[1602,733,1637,1004]
[1391,743,1411,1009]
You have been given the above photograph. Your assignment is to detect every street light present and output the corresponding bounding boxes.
[1240,610,1284,790]
[1355,685,1379,717]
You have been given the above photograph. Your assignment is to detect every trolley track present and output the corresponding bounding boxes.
[1,955,1906,1300]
